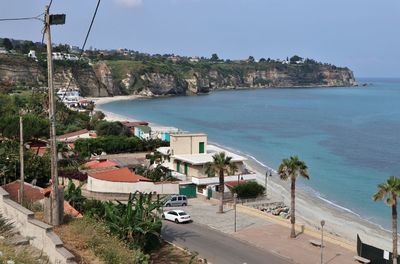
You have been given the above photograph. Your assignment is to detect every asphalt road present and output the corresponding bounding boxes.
[161,220,292,264]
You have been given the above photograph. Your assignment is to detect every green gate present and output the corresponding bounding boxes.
[179,184,197,198]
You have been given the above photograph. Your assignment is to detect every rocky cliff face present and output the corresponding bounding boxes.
[0,54,356,97]
[117,64,356,96]
[0,55,114,97]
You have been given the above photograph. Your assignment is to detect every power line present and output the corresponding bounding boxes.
[79,0,101,58]
[0,13,44,22]
[60,0,101,98]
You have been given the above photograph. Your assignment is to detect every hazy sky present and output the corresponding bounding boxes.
[1,0,399,77]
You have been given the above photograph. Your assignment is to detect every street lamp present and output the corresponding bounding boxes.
[160,176,164,195]
[320,220,325,264]
[265,169,272,198]
[233,193,237,232]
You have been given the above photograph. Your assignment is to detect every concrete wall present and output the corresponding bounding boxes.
[0,187,76,264]
[87,176,179,194]
[170,134,207,155]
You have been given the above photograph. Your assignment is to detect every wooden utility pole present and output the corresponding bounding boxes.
[45,5,61,225]
[19,113,24,204]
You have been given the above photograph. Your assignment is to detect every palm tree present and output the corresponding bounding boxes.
[278,156,309,238]
[204,152,237,213]
[373,176,400,264]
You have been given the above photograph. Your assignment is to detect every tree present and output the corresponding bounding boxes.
[373,176,400,264]
[204,152,237,213]
[278,156,309,238]
[233,181,265,199]
[64,179,86,212]
[290,55,303,64]
[259,58,266,62]
[95,120,130,137]
[3,38,13,51]
[211,53,219,61]
[248,56,255,63]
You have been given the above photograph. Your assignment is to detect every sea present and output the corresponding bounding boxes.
[99,78,400,230]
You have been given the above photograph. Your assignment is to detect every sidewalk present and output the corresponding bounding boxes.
[177,197,356,264]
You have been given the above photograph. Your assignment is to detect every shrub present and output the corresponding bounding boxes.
[232,181,265,199]
[74,136,169,157]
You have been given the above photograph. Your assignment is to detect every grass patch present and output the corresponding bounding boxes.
[150,242,204,264]
[54,217,148,264]
[0,242,42,264]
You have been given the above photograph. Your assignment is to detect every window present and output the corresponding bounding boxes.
[178,197,182,201]
[177,161,180,172]
[171,197,177,201]
[199,142,205,153]
[184,163,188,175]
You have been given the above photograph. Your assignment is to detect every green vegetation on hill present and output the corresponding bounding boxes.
[0,37,355,97]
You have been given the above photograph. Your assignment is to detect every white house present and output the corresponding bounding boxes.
[27,50,37,60]
[157,133,257,194]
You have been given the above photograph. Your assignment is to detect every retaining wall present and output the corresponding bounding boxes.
[0,187,76,264]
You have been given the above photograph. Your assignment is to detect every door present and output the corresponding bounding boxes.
[199,142,205,153]
[179,184,197,198]
[184,163,188,175]
[176,161,180,172]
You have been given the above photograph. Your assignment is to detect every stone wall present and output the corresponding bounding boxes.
[0,187,76,264]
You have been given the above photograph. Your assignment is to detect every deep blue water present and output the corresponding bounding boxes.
[100,79,400,229]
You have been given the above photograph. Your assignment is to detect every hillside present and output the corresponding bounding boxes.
[0,52,356,97]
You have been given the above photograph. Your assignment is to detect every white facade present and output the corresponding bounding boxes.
[87,176,179,194]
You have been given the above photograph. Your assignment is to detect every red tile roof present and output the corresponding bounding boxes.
[57,129,89,140]
[30,147,49,156]
[84,159,119,169]
[88,167,151,183]
[122,121,149,128]
[3,181,44,203]
[64,201,83,218]
[225,180,247,189]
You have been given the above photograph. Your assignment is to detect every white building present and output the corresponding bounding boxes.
[27,50,37,59]
[157,133,257,195]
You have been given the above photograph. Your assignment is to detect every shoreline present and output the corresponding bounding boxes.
[90,95,393,251]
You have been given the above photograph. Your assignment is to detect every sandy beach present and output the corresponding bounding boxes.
[90,95,394,252]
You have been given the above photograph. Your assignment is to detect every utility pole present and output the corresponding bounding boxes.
[19,113,24,204]
[45,5,61,225]
[234,193,237,232]
[320,220,325,264]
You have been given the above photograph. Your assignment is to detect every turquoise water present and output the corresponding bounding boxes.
[100,79,400,229]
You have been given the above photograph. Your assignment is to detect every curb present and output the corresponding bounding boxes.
[163,239,210,264]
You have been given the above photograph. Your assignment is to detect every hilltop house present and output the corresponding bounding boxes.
[157,133,257,195]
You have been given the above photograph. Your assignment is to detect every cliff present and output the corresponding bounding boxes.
[0,54,356,97]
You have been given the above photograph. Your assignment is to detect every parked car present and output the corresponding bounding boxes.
[163,194,188,207]
[162,210,191,223]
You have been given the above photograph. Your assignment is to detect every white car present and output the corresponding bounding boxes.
[162,210,191,223]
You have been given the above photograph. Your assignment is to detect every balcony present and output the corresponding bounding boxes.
[191,173,258,185]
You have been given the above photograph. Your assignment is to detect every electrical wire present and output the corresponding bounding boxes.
[59,0,101,102]
[0,13,44,22]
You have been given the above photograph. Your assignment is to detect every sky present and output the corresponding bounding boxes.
[1,0,399,78]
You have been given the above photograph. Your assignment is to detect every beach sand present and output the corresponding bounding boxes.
[90,95,394,252]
